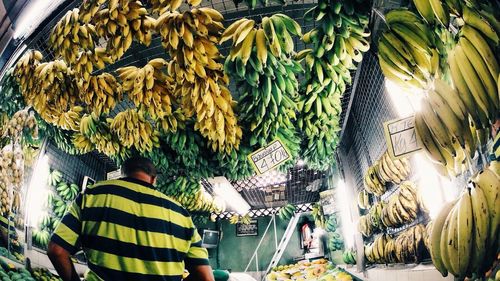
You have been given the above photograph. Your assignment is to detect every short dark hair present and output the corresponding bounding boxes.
[121,156,157,178]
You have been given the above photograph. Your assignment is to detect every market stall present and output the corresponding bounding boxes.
[0,0,497,280]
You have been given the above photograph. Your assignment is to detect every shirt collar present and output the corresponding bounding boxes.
[120,177,155,189]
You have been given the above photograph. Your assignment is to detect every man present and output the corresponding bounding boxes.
[47,156,215,281]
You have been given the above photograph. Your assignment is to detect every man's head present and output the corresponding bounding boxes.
[121,156,157,185]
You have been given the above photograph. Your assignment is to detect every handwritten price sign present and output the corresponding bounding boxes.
[383,116,422,159]
[248,139,291,175]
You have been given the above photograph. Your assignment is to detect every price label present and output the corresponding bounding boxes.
[248,139,292,175]
[383,115,422,159]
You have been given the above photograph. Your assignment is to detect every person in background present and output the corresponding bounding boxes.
[47,156,215,281]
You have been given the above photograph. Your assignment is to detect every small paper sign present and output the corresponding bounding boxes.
[236,220,258,237]
[248,139,291,175]
[383,116,422,159]
[107,169,121,180]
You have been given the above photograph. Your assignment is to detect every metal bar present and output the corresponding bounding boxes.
[244,215,275,272]
[273,214,278,249]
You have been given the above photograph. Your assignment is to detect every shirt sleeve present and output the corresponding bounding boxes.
[50,194,83,255]
[185,225,209,266]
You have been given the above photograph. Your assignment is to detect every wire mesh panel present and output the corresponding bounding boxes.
[45,141,108,186]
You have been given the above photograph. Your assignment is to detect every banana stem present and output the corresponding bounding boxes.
[372,8,386,24]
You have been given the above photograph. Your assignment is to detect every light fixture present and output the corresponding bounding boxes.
[385,79,423,117]
[14,0,65,39]
[25,154,50,228]
[336,179,354,249]
[208,177,250,215]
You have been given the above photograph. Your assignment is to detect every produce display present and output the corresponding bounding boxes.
[381,181,419,228]
[365,224,428,264]
[267,259,353,281]
[297,0,370,170]
[428,167,499,278]
[31,268,61,281]
[0,70,25,118]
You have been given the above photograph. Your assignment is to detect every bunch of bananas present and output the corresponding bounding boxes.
[357,214,374,237]
[357,190,370,210]
[78,72,123,116]
[448,23,498,131]
[47,170,62,187]
[150,0,203,14]
[363,165,386,196]
[381,182,419,228]
[229,214,239,224]
[0,178,10,217]
[393,224,427,264]
[278,204,296,221]
[142,147,176,176]
[157,8,242,153]
[232,0,285,9]
[93,0,155,62]
[79,0,105,23]
[40,122,80,155]
[429,167,499,278]
[52,196,69,219]
[374,151,411,185]
[55,182,80,202]
[415,78,484,178]
[215,144,254,180]
[329,231,344,251]
[161,126,213,178]
[364,234,391,264]
[239,214,252,225]
[117,58,176,120]
[75,115,128,159]
[109,109,160,153]
[14,50,43,94]
[325,214,339,233]
[368,201,385,231]
[377,9,440,91]
[3,109,38,141]
[297,0,371,170]
[342,249,357,265]
[222,15,302,167]
[312,203,326,228]
[0,69,25,117]
[49,8,97,65]
[32,229,51,250]
[32,268,62,281]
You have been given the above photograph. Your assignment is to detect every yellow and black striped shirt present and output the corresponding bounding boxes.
[51,177,209,281]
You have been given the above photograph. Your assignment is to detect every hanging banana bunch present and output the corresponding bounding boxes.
[221,14,303,167]
[157,8,242,153]
[49,8,97,65]
[14,50,43,97]
[117,58,177,120]
[215,143,255,180]
[109,108,160,153]
[377,9,440,91]
[93,0,156,62]
[157,109,187,134]
[78,72,123,116]
[149,0,203,14]
[297,0,371,170]
[75,115,129,160]
[73,48,113,82]
[79,0,106,23]
[448,24,498,133]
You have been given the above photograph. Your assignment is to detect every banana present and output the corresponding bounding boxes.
[420,97,457,157]
[428,0,450,26]
[412,0,435,23]
[445,205,459,276]
[462,6,499,45]
[427,89,465,148]
[430,201,454,277]
[456,190,473,278]
[472,169,500,250]
[415,112,447,166]
[469,185,490,273]
[459,37,498,111]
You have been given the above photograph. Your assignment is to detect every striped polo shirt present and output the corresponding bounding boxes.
[51,177,209,281]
